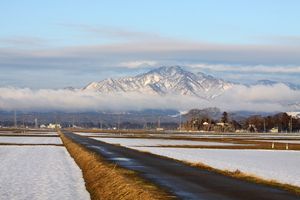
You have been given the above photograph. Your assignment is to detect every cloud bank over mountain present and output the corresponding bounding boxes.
[1,25,300,88]
[0,84,298,112]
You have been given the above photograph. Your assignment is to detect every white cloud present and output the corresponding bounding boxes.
[0,84,299,112]
[0,36,47,48]
[191,63,300,74]
[1,28,300,89]
[118,60,158,68]
[61,24,163,42]
[214,84,300,111]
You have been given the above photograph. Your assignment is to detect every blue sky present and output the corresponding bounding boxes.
[0,0,300,88]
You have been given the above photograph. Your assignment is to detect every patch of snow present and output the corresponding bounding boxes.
[0,132,58,136]
[74,132,114,137]
[92,137,239,146]
[0,146,90,200]
[286,112,300,118]
[252,140,300,144]
[133,147,300,187]
[0,136,62,144]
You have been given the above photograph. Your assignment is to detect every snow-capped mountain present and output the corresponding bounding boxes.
[83,66,232,99]
[255,80,300,90]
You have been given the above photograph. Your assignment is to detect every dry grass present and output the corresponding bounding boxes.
[59,131,175,200]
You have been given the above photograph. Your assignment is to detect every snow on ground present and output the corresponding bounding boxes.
[0,130,58,135]
[253,135,300,139]
[74,132,114,137]
[0,136,62,144]
[0,146,90,200]
[252,140,300,144]
[23,132,58,136]
[22,131,58,135]
[0,133,59,136]
[76,132,300,140]
[92,137,240,146]
[92,136,300,187]
[169,134,300,140]
[133,147,300,187]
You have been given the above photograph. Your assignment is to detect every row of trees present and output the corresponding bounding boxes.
[244,113,299,132]
[183,112,300,133]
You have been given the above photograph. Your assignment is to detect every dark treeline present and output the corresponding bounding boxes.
[1,110,299,132]
[183,112,300,133]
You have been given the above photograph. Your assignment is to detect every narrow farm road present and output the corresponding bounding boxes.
[64,131,300,200]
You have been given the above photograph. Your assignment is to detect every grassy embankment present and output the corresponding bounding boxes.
[59,131,175,200]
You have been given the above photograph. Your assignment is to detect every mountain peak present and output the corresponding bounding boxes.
[83,66,232,98]
[255,79,300,90]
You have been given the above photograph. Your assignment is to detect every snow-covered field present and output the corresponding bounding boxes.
[75,131,300,141]
[252,140,300,144]
[92,137,239,146]
[0,136,62,144]
[93,136,300,187]
[74,132,115,137]
[168,134,300,140]
[0,146,90,200]
[0,131,58,136]
[134,147,300,187]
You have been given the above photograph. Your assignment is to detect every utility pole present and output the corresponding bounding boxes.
[22,114,26,128]
[34,118,38,129]
[142,117,147,129]
[158,116,161,129]
[14,110,17,128]
[117,115,120,130]
[179,113,182,131]
[99,117,103,129]
[55,112,58,125]
[290,117,293,133]
[263,118,266,133]
[72,115,75,128]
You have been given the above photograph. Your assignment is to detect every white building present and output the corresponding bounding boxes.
[270,127,279,133]
[40,124,47,129]
[47,123,61,129]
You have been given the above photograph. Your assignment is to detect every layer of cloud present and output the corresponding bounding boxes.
[1,26,300,88]
[256,35,300,46]
[65,24,163,41]
[0,83,299,112]
[118,60,158,68]
[191,64,300,74]
[0,36,48,48]
[1,40,300,73]
[1,26,300,71]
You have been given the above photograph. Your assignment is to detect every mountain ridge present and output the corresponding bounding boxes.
[83,66,232,99]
